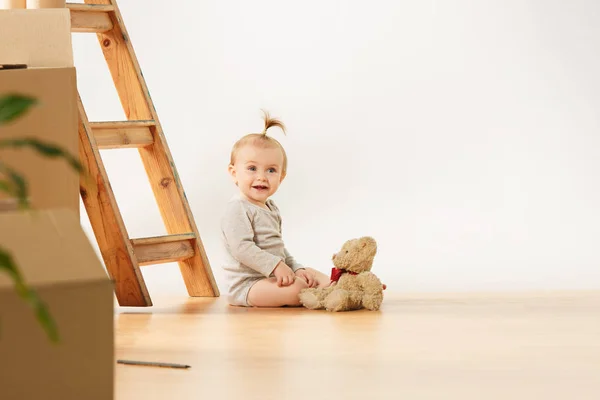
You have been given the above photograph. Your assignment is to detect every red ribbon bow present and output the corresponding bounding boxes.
[330,268,388,290]
[330,267,358,282]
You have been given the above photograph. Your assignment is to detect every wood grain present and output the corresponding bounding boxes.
[131,233,196,245]
[67,3,114,12]
[113,291,600,400]
[91,122,154,149]
[132,234,196,265]
[77,95,151,306]
[84,0,219,297]
[85,0,150,119]
[89,120,155,129]
[68,7,113,33]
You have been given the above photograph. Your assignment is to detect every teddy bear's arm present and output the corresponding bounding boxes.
[357,271,383,293]
[356,272,384,311]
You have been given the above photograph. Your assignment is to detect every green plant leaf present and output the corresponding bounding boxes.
[0,137,94,190]
[0,180,10,193]
[0,95,37,124]
[0,162,29,209]
[0,246,59,343]
[0,162,30,209]
[0,138,83,174]
[0,93,61,344]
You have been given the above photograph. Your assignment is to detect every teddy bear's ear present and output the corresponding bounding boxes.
[358,236,376,248]
[359,237,377,257]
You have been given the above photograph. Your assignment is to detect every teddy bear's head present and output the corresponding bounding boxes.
[331,236,377,274]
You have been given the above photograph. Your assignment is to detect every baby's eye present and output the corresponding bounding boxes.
[247,166,256,171]
[268,168,277,173]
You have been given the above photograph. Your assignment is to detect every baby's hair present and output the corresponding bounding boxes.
[260,109,286,135]
[230,109,289,175]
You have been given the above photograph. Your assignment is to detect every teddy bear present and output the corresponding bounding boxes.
[298,236,384,312]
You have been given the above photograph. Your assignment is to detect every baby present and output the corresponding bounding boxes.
[220,111,331,307]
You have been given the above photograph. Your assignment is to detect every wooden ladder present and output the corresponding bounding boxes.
[67,1,219,306]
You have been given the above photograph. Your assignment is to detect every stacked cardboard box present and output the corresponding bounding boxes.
[0,66,80,215]
[0,8,78,214]
[0,8,114,400]
[0,209,114,400]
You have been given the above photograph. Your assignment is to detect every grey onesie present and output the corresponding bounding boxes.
[220,194,304,306]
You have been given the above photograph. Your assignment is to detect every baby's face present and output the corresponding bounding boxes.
[229,144,285,206]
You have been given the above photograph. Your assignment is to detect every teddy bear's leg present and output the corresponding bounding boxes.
[299,286,335,310]
[323,289,363,312]
[361,292,384,311]
[298,288,323,309]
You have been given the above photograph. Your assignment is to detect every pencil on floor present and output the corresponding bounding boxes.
[117,359,191,369]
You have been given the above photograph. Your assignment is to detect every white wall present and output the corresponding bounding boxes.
[72,0,600,295]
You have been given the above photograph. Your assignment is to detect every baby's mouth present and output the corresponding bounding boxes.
[253,185,268,190]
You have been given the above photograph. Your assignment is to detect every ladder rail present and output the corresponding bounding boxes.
[71,0,220,305]
[77,96,152,306]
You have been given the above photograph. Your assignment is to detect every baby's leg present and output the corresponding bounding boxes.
[247,277,309,307]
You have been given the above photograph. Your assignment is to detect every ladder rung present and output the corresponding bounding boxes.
[131,233,196,266]
[67,3,115,12]
[90,120,155,149]
[67,3,115,33]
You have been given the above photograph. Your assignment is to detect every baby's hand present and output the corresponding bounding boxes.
[273,261,295,287]
[295,269,317,287]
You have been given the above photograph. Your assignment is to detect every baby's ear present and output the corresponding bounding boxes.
[228,164,238,184]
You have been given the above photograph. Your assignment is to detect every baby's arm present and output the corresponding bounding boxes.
[285,248,332,288]
[222,201,282,277]
[276,209,304,272]
[284,248,304,272]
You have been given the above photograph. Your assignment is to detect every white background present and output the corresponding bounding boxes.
[72,0,600,296]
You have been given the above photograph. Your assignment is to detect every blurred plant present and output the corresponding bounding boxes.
[0,93,84,343]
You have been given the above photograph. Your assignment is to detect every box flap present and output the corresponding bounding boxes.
[0,209,109,289]
[0,9,73,68]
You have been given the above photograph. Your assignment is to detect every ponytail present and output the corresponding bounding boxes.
[230,110,289,176]
[261,109,286,136]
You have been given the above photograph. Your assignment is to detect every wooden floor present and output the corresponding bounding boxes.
[114,291,600,400]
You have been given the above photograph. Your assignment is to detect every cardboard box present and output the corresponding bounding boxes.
[0,8,78,215]
[0,10,113,400]
[0,67,79,216]
[0,209,114,400]
[0,8,73,68]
